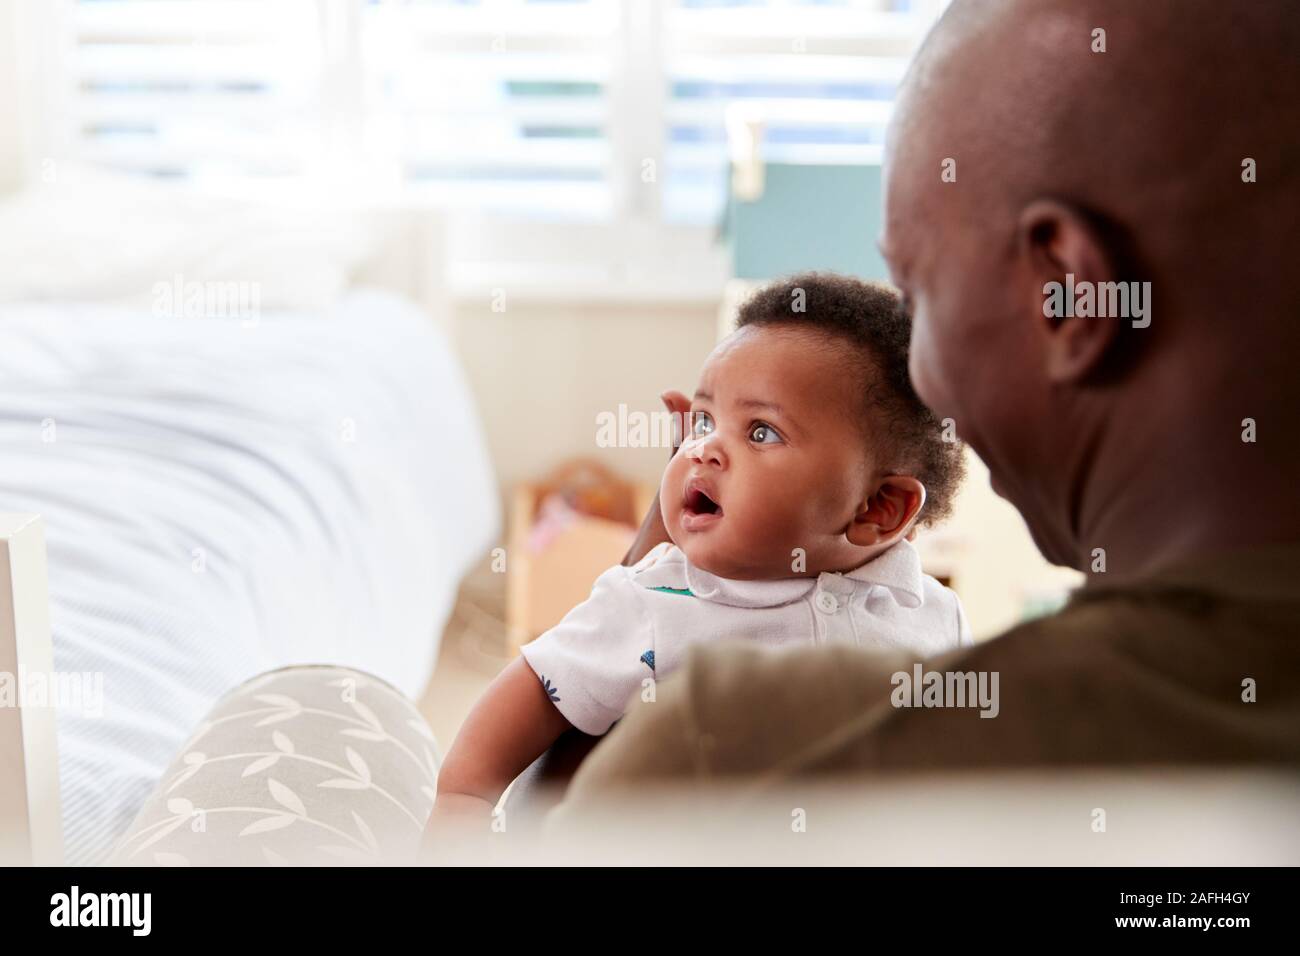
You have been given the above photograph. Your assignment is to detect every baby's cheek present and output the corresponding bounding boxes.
[659,455,687,519]
[764,476,849,559]
[659,454,680,501]
[739,485,808,554]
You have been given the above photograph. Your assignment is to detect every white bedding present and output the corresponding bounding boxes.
[0,289,498,864]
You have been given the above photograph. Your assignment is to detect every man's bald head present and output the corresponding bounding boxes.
[892,0,1297,288]
[880,0,1300,573]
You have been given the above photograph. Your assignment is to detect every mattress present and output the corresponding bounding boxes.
[0,289,499,863]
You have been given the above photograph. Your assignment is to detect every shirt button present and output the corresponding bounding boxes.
[816,591,840,614]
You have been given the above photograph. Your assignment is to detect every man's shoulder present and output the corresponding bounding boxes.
[682,586,1300,766]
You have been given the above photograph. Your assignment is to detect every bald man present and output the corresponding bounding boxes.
[551,0,1300,806]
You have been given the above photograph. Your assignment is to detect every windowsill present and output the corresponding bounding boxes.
[446,259,731,307]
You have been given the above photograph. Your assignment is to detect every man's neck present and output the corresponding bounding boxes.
[1077,407,1300,582]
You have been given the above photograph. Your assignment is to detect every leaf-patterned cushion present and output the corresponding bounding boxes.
[109,665,438,866]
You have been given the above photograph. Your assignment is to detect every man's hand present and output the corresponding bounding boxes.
[622,389,691,567]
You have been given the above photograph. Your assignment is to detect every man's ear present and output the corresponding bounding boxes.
[846,476,926,548]
[1019,198,1122,384]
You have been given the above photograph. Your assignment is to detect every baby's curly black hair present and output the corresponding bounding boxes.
[735,272,965,527]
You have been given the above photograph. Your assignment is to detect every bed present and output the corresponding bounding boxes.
[0,198,499,863]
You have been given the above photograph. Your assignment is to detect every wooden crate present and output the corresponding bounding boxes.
[505,465,654,653]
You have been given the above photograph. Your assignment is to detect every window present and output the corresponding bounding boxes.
[29,0,945,291]
[664,0,940,224]
[39,0,326,181]
[359,0,622,220]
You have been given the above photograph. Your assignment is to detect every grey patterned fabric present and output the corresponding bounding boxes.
[110,665,438,866]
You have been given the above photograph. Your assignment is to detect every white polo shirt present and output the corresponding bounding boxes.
[520,539,971,736]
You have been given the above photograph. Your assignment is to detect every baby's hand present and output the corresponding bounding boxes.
[661,389,691,457]
[620,388,691,568]
[421,793,496,863]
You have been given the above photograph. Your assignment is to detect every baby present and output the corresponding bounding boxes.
[425,273,969,835]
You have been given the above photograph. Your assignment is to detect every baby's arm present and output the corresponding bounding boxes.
[425,657,572,833]
[425,558,652,853]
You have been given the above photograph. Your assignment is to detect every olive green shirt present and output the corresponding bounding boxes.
[559,543,1300,805]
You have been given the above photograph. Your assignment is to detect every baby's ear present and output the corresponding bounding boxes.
[846,476,926,548]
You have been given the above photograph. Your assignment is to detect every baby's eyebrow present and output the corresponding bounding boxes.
[694,390,798,427]
[736,397,784,414]
[740,396,806,436]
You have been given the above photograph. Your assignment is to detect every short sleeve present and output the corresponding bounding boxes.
[519,565,656,736]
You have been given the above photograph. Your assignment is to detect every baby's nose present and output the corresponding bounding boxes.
[688,433,727,467]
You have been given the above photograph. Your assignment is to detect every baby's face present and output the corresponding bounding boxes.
[660,325,880,580]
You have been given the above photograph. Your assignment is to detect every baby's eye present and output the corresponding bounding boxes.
[690,411,715,437]
[748,422,783,444]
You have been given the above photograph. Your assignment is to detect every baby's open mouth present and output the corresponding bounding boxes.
[683,482,723,523]
[686,488,720,515]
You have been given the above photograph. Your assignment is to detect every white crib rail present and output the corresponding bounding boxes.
[0,514,62,865]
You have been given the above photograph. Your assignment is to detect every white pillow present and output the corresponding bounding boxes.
[0,165,382,311]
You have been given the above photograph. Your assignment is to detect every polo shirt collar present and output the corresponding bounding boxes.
[683,561,816,609]
[843,537,926,609]
[680,539,926,610]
